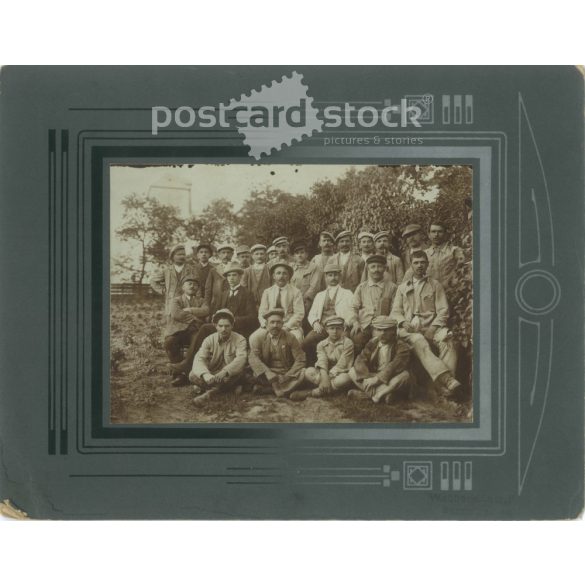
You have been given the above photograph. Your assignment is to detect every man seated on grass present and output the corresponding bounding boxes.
[189,309,248,405]
[248,308,306,398]
[168,262,257,377]
[289,316,354,402]
[348,316,412,404]
[164,275,209,387]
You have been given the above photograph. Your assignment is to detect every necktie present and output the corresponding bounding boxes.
[275,288,282,308]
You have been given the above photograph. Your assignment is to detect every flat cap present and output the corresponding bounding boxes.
[323,315,345,328]
[223,262,244,276]
[266,245,276,254]
[373,230,390,242]
[335,230,352,242]
[182,274,200,284]
[401,224,422,238]
[216,244,235,253]
[366,254,387,266]
[371,316,397,330]
[263,307,286,320]
[323,260,341,273]
[194,242,213,254]
[250,243,267,253]
[291,240,307,253]
[169,243,185,260]
[319,231,334,240]
[269,261,294,278]
[272,236,289,247]
[358,230,375,240]
[212,308,235,324]
[236,245,251,255]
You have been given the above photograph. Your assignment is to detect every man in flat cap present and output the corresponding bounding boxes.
[189,309,248,404]
[169,262,257,376]
[332,230,365,292]
[248,308,306,398]
[164,274,210,387]
[367,230,405,284]
[310,231,336,279]
[290,240,322,318]
[241,244,272,308]
[293,316,354,401]
[348,316,412,403]
[254,261,305,343]
[268,236,292,267]
[235,245,252,269]
[424,221,464,289]
[390,249,461,398]
[350,254,399,354]
[357,230,376,264]
[192,243,216,293]
[303,260,354,362]
[150,243,200,317]
[214,244,235,276]
[401,224,427,279]
[266,245,277,263]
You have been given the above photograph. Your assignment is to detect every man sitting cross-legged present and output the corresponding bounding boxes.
[348,316,412,404]
[189,309,248,405]
[168,262,257,376]
[289,316,354,402]
[248,308,306,398]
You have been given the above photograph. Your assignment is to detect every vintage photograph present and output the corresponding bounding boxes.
[109,163,473,424]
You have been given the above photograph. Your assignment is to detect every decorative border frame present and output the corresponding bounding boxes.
[44,93,565,498]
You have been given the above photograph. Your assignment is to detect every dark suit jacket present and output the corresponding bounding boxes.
[334,252,365,292]
[204,265,225,314]
[353,337,410,383]
[217,284,258,332]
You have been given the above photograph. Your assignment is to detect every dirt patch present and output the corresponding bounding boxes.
[110,297,471,425]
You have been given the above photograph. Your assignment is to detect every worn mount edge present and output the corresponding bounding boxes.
[0,499,31,520]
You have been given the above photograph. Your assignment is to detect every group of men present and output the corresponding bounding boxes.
[149,222,466,406]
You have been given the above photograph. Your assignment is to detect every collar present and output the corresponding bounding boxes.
[199,261,209,267]
[367,279,384,288]
[323,337,345,347]
[327,284,340,294]
[229,285,240,292]
[218,333,232,344]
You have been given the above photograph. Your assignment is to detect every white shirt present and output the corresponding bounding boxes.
[173,264,184,273]
[338,251,350,267]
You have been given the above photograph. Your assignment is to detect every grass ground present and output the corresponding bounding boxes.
[110,296,472,424]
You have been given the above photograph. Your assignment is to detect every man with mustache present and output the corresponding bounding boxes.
[350,254,398,354]
[248,308,306,398]
[390,250,461,399]
[332,229,364,292]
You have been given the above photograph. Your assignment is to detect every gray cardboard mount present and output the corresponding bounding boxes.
[0,66,583,519]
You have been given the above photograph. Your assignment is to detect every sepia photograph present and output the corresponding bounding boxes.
[109,163,473,424]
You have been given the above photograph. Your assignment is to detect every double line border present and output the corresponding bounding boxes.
[48,129,70,455]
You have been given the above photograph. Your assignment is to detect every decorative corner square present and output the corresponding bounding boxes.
[403,461,433,490]
[405,94,434,124]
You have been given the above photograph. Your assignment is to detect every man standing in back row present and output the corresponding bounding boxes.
[333,230,364,292]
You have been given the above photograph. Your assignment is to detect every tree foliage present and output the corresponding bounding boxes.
[114,194,183,284]
[234,188,310,247]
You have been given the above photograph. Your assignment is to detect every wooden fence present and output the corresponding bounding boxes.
[111,283,155,298]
